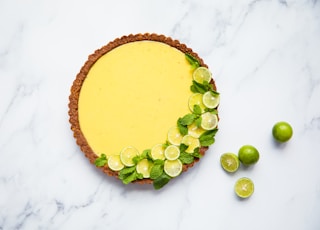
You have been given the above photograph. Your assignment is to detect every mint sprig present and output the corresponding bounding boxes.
[153,173,171,190]
[185,53,200,69]
[199,129,218,146]
[119,166,143,184]
[94,154,107,167]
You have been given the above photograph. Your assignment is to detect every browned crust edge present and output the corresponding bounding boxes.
[68,33,217,185]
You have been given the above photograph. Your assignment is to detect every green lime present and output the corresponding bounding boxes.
[192,67,212,84]
[107,155,124,171]
[136,159,152,178]
[200,112,218,130]
[202,91,220,109]
[220,153,240,173]
[164,145,180,160]
[238,145,259,166]
[234,177,254,198]
[181,135,200,153]
[120,146,139,166]
[167,126,183,145]
[272,121,293,142]
[151,144,166,160]
[188,93,206,113]
[164,159,183,177]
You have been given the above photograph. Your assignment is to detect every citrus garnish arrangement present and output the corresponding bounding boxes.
[220,121,293,199]
[68,34,220,190]
[92,60,219,189]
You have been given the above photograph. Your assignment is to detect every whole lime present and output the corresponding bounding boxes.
[272,121,293,142]
[238,145,259,166]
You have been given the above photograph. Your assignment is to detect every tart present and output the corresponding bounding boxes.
[68,33,220,189]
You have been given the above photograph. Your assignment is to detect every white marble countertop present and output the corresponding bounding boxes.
[1,0,320,229]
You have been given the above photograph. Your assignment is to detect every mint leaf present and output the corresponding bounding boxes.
[193,105,202,115]
[153,173,171,190]
[94,154,107,167]
[199,129,218,146]
[191,80,214,94]
[150,160,164,179]
[185,53,200,69]
[119,167,143,184]
[180,114,196,126]
[119,166,136,180]
[191,80,207,94]
[179,143,188,153]
[177,118,188,135]
[195,117,202,127]
[150,165,163,179]
[179,152,194,164]
[192,147,202,158]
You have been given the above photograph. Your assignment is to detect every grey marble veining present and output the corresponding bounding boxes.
[1,0,320,229]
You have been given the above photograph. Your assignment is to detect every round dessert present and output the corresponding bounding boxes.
[68,33,220,189]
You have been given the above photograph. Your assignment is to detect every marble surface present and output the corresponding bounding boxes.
[1,0,320,229]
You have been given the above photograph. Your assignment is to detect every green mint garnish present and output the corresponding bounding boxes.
[185,53,200,69]
[153,173,171,190]
[119,166,143,184]
[94,154,107,167]
[199,129,218,146]
[150,160,165,179]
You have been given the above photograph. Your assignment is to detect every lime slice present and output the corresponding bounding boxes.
[107,155,124,171]
[193,67,212,84]
[136,159,152,178]
[188,93,206,113]
[202,91,220,109]
[164,159,183,177]
[120,146,139,166]
[181,135,200,153]
[188,122,205,138]
[200,112,218,130]
[164,145,180,160]
[234,177,254,198]
[167,126,183,145]
[151,144,166,160]
[220,153,240,173]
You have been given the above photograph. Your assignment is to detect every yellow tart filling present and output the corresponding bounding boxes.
[78,41,193,156]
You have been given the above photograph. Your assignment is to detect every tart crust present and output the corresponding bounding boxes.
[68,33,217,184]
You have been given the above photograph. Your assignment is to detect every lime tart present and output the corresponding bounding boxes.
[68,33,220,189]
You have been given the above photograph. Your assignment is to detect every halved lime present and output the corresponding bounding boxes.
[200,112,218,130]
[188,93,206,113]
[167,126,183,145]
[202,91,220,109]
[136,159,152,178]
[164,145,180,160]
[164,159,183,177]
[188,122,206,138]
[234,177,254,198]
[107,155,124,171]
[120,146,139,166]
[181,135,200,153]
[151,144,166,160]
[220,153,240,173]
[193,67,212,84]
